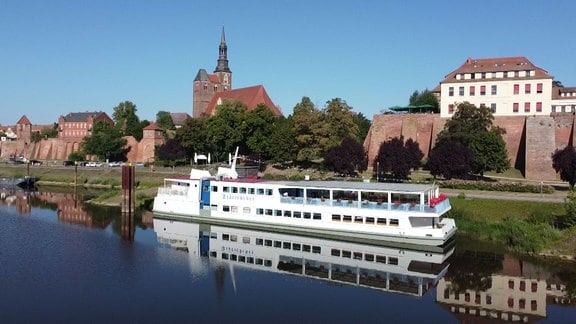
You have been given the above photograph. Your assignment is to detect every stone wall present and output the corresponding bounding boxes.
[365,113,576,181]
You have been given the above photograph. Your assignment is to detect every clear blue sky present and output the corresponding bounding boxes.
[1,0,575,125]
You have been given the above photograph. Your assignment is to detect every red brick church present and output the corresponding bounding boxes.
[192,28,282,118]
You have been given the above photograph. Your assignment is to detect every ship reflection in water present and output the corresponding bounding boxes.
[153,217,454,298]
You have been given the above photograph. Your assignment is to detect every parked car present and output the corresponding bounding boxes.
[108,161,121,167]
[86,162,102,167]
[29,160,43,166]
[63,160,75,166]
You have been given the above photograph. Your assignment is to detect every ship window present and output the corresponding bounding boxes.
[210,232,217,239]
[203,185,209,192]
[312,246,321,254]
[354,216,363,223]
[274,240,282,248]
[332,214,341,221]
[211,204,217,211]
[364,254,374,262]
[256,208,263,215]
[376,255,386,263]
[232,187,238,193]
[230,254,237,261]
[240,256,247,263]
[264,239,272,247]
[388,257,398,265]
[256,238,263,245]
[257,188,264,195]
[230,206,238,213]
[247,257,254,264]
[248,188,255,194]
[266,189,273,195]
[303,212,311,219]
[264,260,272,267]
[313,213,321,220]
[293,211,302,218]
[242,237,250,244]
[222,253,229,260]
[210,251,217,258]
[284,210,291,217]
[265,209,273,216]
[331,249,341,256]
[292,243,301,251]
[222,234,230,241]
[303,244,311,252]
[283,242,291,249]
[342,250,352,258]
[223,186,230,192]
[211,186,218,192]
[343,215,352,222]
[243,207,250,214]
[366,217,375,224]
[274,210,282,216]
[255,258,263,265]
[239,187,246,194]
[390,219,399,226]
[230,235,237,242]
[353,252,362,260]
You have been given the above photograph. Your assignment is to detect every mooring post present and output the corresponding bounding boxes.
[121,163,136,241]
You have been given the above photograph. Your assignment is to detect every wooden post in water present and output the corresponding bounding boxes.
[121,164,136,241]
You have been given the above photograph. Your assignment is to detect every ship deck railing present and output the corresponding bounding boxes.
[280,197,450,214]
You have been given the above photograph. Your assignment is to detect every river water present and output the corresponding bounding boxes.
[1,190,575,323]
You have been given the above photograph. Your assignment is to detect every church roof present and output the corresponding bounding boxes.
[194,69,221,84]
[440,56,551,83]
[170,112,191,126]
[205,85,282,116]
[16,115,31,125]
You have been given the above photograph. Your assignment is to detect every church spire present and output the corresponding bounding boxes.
[214,26,231,73]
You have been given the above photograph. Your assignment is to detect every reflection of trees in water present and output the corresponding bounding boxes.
[446,249,503,293]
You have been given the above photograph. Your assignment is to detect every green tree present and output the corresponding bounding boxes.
[175,117,212,161]
[269,116,297,163]
[245,104,278,159]
[112,101,144,141]
[156,111,175,131]
[409,89,439,112]
[435,102,510,176]
[292,97,329,163]
[81,120,128,161]
[353,112,371,144]
[206,100,248,161]
[324,98,359,149]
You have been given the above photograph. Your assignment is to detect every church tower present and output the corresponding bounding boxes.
[192,27,232,118]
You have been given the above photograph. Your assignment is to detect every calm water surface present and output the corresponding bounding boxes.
[1,191,576,323]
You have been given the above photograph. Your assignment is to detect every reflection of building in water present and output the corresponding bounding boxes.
[437,254,573,322]
[37,192,94,227]
[153,218,454,297]
[0,190,33,215]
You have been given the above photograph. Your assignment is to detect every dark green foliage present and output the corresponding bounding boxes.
[30,123,59,143]
[112,101,144,141]
[552,145,576,187]
[324,137,367,176]
[439,180,555,194]
[68,151,85,161]
[206,100,249,161]
[245,104,278,160]
[81,120,128,161]
[156,111,175,130]
[558,188,576,228]
[435,102,509,176]
[374,136,423,180]
[175,117,211,161]
[408,89,439,113]
[353,112,371,144]
[428,139,474,179]
[269,117,297,163]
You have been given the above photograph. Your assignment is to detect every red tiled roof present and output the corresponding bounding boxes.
[552,86,576,100]
[205,85,282,116]
[208,74,220,83]
[16,115,31,125]
[441,56,551,83]
[144,122,162,130]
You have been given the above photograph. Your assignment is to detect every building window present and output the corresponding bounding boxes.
[480,85,486,95]
[490,103,496,113]
[537,83,543,93]
[536,102,542,112]
[481,72,486,79]
[513,84,519,95]
[448,104,454,114]
[448,87,454,96]
[470,86,475,96]
[552,105,557,113]
[525,84,531,94]
[525,102,531,112]
[491,85,497,95]
[459,86,464,96]
[513,103,519,112]
[514,71,519,77]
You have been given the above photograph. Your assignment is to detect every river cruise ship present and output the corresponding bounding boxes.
[153,157,456,247]
[154,218,454,297]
